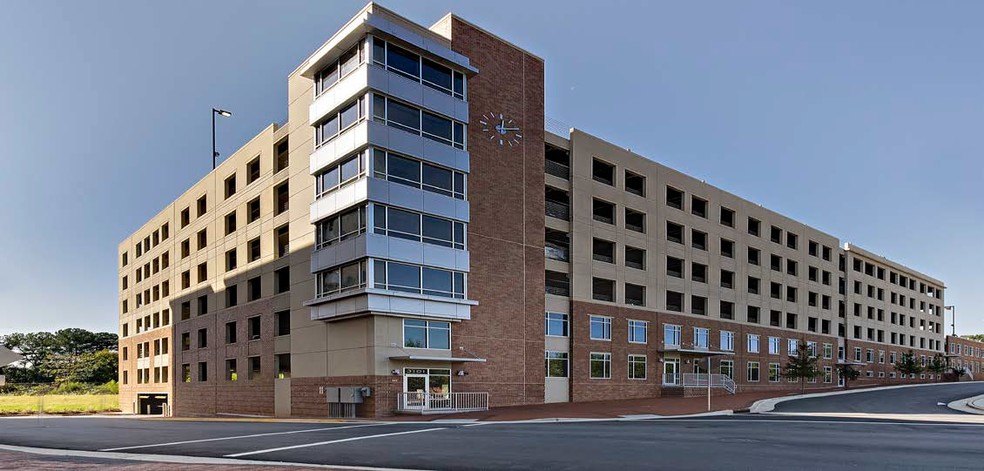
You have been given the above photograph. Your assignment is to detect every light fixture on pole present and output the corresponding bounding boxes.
[945,305,956,336]
[212,108,233,169]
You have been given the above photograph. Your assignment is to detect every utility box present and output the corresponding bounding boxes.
[325,386,369,418]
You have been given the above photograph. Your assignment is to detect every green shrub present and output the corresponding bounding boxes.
[93,380,118,395]
[52,382,87,394]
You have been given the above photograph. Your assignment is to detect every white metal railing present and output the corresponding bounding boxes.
[682,373,737,394]
[396,392,489,413]
[662,373,680,386]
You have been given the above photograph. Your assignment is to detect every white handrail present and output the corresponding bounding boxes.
[396,392,489,413]
[682,373,736,394]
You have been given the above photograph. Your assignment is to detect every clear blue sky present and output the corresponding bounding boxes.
[1,1,980,336]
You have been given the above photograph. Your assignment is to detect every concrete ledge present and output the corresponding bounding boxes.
[750,382,984,413]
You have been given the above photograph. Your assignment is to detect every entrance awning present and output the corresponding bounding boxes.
[661,347,735,357]
[389,355,487,363]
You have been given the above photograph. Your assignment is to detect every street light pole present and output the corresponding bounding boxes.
[212,108,232,169]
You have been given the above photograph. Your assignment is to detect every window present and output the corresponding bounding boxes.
[403,319,450,349]
[625,170,645,196]
[770,226,783,244]
[692,295,706,315]
[747,334,759,353]
[316,41,362,94]
[823,366,833,383]
[592,277,615,302]
[197,328,208,348]
[181,239,190,259]
[276,225,289,257]
[748,276,760,295]
[316,152,365,197]
[276,353,291,379]
[720,331,734,351]
[225,321,237,344]
[666,291,684,312]
[625,283,646,306]
[274,181,289,215]
[748,247,760,265]
[625,246,646,270]
[248,237,261,262]
[372,38,465,99]
[226,359,238,381]
[198,362,208,382]
[197,262,207,283]
[318,206,367,249]
[197,295,208,315]
[248,356,261,380]
[592,158,615,185]
[224,175,236,199]
[720,207,734,227]
[248,198,260,223]
[373,149,465,199]
[624,208,645,233]
[372,260,464,298]
[247,276,261,301]
[769,363,781,382]
[247,316,261,340]
[692,262,707,283]
[545,352,569,378]
[747,362,760,382]
[590,352,611,379]
[589,316,612,341]
[748,217,761,236]
[180,301,191,320]
[667,256,684,278]
[664,324,681,347]
[225,249,237,271]
[545,312,568,337]
[592,238,615,263]
[316,97,367,146]
[693,327,709,349]
[769,336,780,355]
[666,186,684,210]
[592,199,615,225]
[372,94,465,149]
[786,259,798,276]
[788,339,798,356]
[275,267,290,294]
[691,196,707,218]
[197,229,207,250]
[628,320,648,344]
[692,230,707,250]
[721,270,735,289]
[180,208,190,228]
[721,360,734,379]
[786,232,798,250]
[747,306,760,324]
[225,284,237,307]
[666,221,684,244]
[628,355,647,380]
[720,301,735,320]
[196,195,207,217]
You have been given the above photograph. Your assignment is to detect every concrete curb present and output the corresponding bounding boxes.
[946,394,984,415]
[750,382,984,413]
[465,409,734,424]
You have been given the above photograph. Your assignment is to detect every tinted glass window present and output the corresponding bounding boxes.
[387,99,419,130]
[388,208,420,239]
[388,263,420,292]
[340,263,362,290]
[422,267,453,297]
[386,44,419,77]
[422,216,453,246]
[421,111,452,141]
[404,319,426,348]
[422,58,452,90]
[338,101,359,130]
[422,164,452,194]
[339,155,360,182]
[338,45,359,77]
[388,155,420,185]
[339,208,362,237]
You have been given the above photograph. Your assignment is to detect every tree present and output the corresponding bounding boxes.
[784,345,820,392]
[0,329,118,384]
[964,334,984,343]
[927,354,948,381]
[894,350,924,379]
[837,364,861,389]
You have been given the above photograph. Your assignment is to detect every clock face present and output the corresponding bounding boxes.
[480,112,523,147]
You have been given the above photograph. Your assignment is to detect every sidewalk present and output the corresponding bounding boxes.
[389,388,843,422]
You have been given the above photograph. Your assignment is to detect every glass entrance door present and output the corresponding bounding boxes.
[663,359,680,385]
[404,372,428,409]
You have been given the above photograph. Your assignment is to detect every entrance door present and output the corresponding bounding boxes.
[663,359,680,385]
[137,394,168,415]
[404,373,428,409]
[837,372,845,387]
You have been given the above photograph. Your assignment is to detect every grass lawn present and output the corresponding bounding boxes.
[0,394,119,414]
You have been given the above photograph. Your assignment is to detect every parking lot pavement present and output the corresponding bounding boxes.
[5,414,984,470]
[772,381,984,415]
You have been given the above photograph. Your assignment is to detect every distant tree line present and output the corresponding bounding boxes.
[964,334,984,343]
[0,328,117,385]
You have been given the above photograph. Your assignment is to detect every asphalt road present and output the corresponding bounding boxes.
[1,384,983,470]
[773,381,984,414]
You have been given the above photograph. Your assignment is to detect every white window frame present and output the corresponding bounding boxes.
[589,352,612,379]
[628,354,647,380]
[693,327,709,349]
[720,331,734,352]
[787,338,798,356]
[545,312,569,337]
[823,343,833,359]
[747,334,760,353]
[628,320,648,344]
[823,366,833,383]
[769,336,780,355]
[769,362,782,382]
[664,324,681,347]
[589,316,612,341]
[747,361,760,382]
[545,351,569,378]
[720,359,734,379]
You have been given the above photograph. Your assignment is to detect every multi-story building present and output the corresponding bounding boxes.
[117,3,947,417]
[947,335,984,378]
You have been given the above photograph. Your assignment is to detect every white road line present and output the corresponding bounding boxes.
[225,427,447,458]
[100,423,389,451]
[651,418,984,427]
